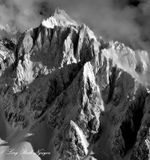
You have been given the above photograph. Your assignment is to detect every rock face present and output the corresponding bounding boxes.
[0,9,150,160]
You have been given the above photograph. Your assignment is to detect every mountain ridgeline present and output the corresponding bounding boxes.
[0,9,149,160]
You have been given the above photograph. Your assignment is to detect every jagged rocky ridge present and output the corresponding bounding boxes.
[0,9,150,160]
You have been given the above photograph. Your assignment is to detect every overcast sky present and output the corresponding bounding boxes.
[0,0,150,51]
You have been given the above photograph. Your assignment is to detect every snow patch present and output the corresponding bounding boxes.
[42,17,57,29]
[102,41,150,86]
[70,121,89,155]
[83,62,95,85]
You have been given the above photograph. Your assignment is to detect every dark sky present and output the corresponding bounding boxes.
[0,0,150,51]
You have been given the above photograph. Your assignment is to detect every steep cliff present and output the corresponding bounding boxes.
[0,9,150,160]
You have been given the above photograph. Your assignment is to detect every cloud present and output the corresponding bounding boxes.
[0,0,54,32]
[0,0,150,51]
[62,0,149,50]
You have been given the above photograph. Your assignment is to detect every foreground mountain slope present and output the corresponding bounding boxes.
[0,9,150,160]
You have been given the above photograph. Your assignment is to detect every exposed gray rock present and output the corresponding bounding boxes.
[48,62,103,159]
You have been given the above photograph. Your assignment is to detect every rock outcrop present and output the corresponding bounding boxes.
[0,9,150,160]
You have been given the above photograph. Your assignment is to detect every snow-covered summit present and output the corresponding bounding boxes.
[42,9,78,28]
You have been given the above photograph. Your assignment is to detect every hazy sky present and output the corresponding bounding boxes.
[0,0,150,50]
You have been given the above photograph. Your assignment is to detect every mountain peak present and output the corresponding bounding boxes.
[42,9,78,29]
[0,8,150,160]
